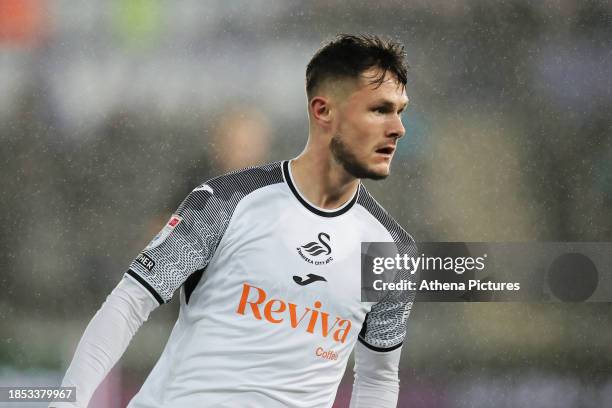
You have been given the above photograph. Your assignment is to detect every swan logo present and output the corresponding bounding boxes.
[296,232,334,266]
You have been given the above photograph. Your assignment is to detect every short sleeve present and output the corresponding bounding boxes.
[359,233,418,352]
[358,296,413,352]
[125,185,229,304]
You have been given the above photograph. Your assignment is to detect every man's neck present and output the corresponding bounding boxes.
[290,148,360,210]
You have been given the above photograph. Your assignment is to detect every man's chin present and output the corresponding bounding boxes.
[364,168,390,180]
[330,135,392,180]
[363,161,392,179]
[350,163,390,180]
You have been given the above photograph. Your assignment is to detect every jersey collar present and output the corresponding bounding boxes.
[282,160,359,217]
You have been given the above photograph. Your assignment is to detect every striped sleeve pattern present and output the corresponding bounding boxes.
[356,185,419,351]
[126,162,283,304]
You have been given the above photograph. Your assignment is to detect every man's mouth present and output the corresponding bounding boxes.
[375,146,395,155]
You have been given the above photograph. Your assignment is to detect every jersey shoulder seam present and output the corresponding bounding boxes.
[196,161,284,196]
[356,184,415,245]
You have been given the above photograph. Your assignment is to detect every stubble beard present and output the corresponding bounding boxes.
[330,134,388,180]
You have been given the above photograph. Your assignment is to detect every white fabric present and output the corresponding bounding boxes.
[50,277,157,408]
[53,161,415,408]
[350,341,402,408]
[126,173,411,408]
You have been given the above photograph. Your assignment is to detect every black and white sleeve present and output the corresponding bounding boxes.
[125,184,229,304]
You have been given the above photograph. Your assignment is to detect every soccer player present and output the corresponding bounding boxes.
[53,34,417,408]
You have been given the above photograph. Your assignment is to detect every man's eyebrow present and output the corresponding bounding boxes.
[371,99,409,110]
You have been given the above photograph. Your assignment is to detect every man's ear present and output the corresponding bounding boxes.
[309,96,333,127]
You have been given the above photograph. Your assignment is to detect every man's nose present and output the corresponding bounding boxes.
[388,114,405,139]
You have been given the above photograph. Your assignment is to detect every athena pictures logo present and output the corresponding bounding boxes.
[297,232,334,266]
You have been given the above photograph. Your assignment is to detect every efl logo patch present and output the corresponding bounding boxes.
[144,214,183,251]
[135,253,155,271]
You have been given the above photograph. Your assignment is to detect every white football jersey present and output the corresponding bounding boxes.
[125,160,417,408]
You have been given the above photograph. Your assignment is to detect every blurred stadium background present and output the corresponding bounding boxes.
[1,0,611,407]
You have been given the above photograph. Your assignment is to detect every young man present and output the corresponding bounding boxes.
[55,34,417,408]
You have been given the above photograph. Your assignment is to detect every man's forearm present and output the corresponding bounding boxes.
[350,341,402,408]
[52,277,157,408]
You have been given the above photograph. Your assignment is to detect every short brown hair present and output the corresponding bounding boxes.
[306,34,408,99]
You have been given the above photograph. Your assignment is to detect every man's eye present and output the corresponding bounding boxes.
[373,107,386,113]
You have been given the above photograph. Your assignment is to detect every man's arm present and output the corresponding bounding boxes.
[350,341,402,408]
[52,277,158,408]
[351,288,413,408]
[52,180,240,407]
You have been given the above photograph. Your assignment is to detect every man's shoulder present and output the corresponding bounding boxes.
[356,184,415,246]
[193,161,284,200]
[174,161,284,217]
